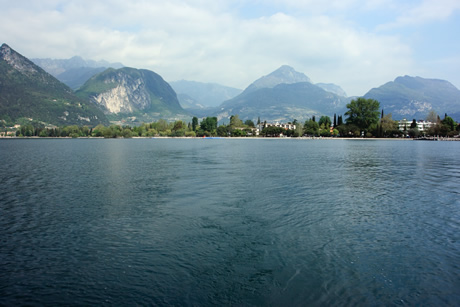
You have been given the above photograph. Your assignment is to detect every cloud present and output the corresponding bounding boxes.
[378,0,460,30]
[0,0,445,96]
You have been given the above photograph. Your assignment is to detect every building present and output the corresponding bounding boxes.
[398,119,434,132]
[256,121,297,135]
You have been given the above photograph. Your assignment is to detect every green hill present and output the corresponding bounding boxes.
[0,43,108,126]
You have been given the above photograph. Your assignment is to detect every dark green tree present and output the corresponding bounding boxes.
[244,119,255,127]
[192,116,198,131]
[216,125,229,137]
[345,98,380,135]
[337,115,343,126]
[200,117,218,134]
[318,116,332,128]
[304,119,319,136]
[441,115,455,132]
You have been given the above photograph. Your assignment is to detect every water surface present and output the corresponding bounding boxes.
[1,139,459,305]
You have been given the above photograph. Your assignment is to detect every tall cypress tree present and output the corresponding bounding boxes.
[333,113,337,128]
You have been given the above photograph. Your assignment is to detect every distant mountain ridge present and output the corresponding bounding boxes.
[216,66,349,122]
[76,67,188,123]
[364,76,460,121]
[32,56,124,90]
[32,56,124,76]
[243,65,311,94]
[170,80,242,108]
[0,43,108,126]
[315,83,347,97]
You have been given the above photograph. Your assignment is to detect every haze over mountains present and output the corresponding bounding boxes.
[32,57,124,90]
[1,43,460,126]
[170,80,242,109]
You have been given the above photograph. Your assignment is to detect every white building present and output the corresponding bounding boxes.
[256,121,297,135]
[398,119,434,132]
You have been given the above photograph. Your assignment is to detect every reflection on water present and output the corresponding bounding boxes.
[1,139,459,305]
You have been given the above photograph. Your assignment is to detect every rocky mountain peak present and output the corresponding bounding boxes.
[244,65,311,93]
[1,43,39,76]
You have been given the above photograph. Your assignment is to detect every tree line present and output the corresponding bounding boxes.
[2,98,459,138]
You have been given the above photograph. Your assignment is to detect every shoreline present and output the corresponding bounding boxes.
[2,136,459,141]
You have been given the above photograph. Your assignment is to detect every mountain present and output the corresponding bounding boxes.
[0,43,108,126]
[316,83,347,97]
[243,65,311,94]
[76,67,188,123]
[364,76,460,121]
[215,66,348,122]
[32,56,124,90]
[170,80,242,108]
[32,56,124,76]
[54,67,109,90]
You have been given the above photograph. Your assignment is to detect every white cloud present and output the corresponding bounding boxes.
[378,0,460,29]
[1,0,452,95]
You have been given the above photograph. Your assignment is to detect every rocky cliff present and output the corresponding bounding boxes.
[77,67,188,122]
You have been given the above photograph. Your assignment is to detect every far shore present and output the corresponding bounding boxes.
[2,136,459,141]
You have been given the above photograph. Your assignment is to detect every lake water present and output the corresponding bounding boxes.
[1,138,459,306]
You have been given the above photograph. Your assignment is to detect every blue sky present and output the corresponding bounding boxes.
[1,0,459,96]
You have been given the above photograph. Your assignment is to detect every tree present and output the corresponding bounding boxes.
[380,113,398,137]
[172,120,185,131]
[410,119,417,129]
[216,125,229,137]
[345,98,380,135]
[244,119,255,127]
[200,117,217,134]
[333,114,337,128]
[426,110,438,123]
[378,110,384,137]
[318,116,332,129]
[192,117,198,131]
[408,128,420,138]
[261,126,284,137]
[304,119,319,136]
[229,114,243,128]
[442,115,455,132]
[337,115,343,126]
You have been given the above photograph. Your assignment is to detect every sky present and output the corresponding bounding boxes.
[1,0,460,96]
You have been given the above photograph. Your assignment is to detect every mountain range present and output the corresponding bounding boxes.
[32,56,124,90]
[1,43,459,126]
[364,76,460,121]
[170,80,242,109]
[214,65,349,122]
